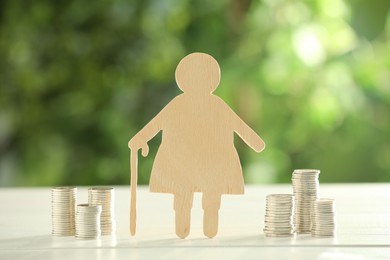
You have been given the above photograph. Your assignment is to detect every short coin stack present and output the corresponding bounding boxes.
[51,187,77,236]
[88,187,116,235]
[75,204,102,239]
[263,194,295,237]
[311,199,336,237]
[292,169,320,233]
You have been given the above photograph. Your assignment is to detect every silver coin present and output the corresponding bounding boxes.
[311,198,336,237]
[87,187,116,236]
[51,187,77,237]
[74,203,102,239]
[292,169,321,233]
[264,194,295,236]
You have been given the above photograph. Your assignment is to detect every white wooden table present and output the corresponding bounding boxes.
[1,184,390,259]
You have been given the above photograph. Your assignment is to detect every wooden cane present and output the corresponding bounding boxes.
[130,148,137,236]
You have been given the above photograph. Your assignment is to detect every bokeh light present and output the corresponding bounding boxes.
[0,0,389,186]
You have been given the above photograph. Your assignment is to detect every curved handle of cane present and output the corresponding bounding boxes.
[141,144,149,157]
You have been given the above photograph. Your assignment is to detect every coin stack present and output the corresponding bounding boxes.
[263,194,295,237]
[311,199,336,237]
[88,187,116,235]
[51,187,77,236]
[75,204,102,239]
[292,169,320,233]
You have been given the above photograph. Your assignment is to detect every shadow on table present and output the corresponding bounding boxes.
[0,234,109,249]
[0,235,53,249]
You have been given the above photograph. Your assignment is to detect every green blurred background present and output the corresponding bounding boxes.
[0,0,389,187]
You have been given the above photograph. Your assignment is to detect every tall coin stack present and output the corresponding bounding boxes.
[263,194,295,237]
[51,187,77,236]
[311,199,336,237]
[292,169,320,233]
[75,204,102,239]
[88,187,116,235]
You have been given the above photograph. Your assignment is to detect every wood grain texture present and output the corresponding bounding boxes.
[128,52,265,238]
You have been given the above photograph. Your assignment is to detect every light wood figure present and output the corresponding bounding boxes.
[128,52,265,238]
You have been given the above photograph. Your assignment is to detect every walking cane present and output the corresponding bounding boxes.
[130,145,149,236]
[130,148,137,236]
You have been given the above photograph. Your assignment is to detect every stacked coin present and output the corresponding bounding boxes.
[311,199,336,237]
[263,194,295,237]
[51,187,77,236]
[88,187,116,235]
[75,204,102,239]
[292,169,320,233]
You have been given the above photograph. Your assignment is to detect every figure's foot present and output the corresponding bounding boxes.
[203,209,219,238]
[175,210,191,239]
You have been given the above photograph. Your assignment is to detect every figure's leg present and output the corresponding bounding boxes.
[202,193,221,238]
[174,192,193,239]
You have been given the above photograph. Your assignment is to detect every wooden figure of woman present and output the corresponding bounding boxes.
[128,52,265,238]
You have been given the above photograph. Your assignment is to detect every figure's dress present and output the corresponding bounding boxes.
[149,94,244,195]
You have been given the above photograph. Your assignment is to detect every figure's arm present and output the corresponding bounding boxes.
[231,108,265,153]
[128,111,163,157]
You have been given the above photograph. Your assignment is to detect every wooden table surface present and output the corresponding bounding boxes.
[1,184,390,259]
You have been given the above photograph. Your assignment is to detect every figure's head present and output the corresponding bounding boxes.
[175,52,220,94]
